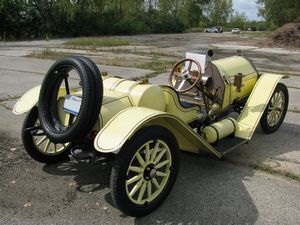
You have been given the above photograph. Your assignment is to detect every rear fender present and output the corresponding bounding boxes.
[13,86,81,115]
[94,107,222,158]
[236,73,287,140]
[13,85,41,115]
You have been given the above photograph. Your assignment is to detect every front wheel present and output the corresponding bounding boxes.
[22,107,71,163]
[110,126,179,217]
[260,83,289,133]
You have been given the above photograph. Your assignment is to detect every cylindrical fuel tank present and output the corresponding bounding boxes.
[201,117,237,144]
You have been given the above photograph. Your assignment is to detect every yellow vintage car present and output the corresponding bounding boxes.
[13,51,289,217]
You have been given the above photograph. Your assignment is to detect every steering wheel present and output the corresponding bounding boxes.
[169,58,202,93]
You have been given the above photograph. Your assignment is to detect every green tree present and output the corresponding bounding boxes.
[1,0,233,39]
[158,0,175,15]
[0,0,27,40]
[206,0,233,26]
[229,12,247,29]
[179,0,208,28]
[257,0,300,28]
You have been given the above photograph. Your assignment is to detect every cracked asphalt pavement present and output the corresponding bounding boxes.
[0,33,299,225]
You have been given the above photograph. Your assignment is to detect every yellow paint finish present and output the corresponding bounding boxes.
[114,80,139,93]
[229,74,257,102]
[213,61,257,109]
[222,84,231,110]
[236,73,284,140]
[94,107,222,157]
[13,86,79,115]
[103,77,165,111]
[202,117,237,144]
[102,89,128,104]
[146,117,221,157]
[162,87,199,124]
[129,85,166,111]
[222,73,258,109]
[101,94,132,125]
[212,56,258,109]
[103,77,126,90]
[13,85,41,114]
[213,56,257,78]
[95,107,164,153]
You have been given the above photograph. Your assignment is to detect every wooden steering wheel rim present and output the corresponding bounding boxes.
[169,58,202,93]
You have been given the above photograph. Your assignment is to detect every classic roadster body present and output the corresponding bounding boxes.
[13,51,289,216]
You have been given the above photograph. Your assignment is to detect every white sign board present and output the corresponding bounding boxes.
[64,95,82,116]
[185,52,206,73]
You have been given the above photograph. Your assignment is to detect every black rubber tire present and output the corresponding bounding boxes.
[38,56,103,143]
[260,82,289,134]
[74,55,103,131]
[110,126,179,217]
[22,107,71,163]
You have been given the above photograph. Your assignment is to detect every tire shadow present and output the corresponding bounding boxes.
[39,120,299,224]
[134,153,259,225]
[43,156,114,193]
[41,120,300,224]
[43,152,259,224]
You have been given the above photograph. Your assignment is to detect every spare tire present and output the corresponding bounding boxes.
[74,55,103,133]
[38,56,103,143]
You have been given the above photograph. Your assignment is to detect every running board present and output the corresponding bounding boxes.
[214,137,248,155]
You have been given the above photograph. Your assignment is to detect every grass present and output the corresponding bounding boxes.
[26,44,175,81]
[27,49,174,72]
[26,49,75,60]
[227,158,300,183]
[108,48,178,58]
[131,71,165,81]
[101,56,175,75]
[241,31,273,38]
[250,163,300,183]
[64,38,129,47]
[138,59,176,72]
[185,27,204,33]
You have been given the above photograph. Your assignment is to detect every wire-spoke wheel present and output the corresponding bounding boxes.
[260,83,289,134]
[22,107,72,163]
[110,126,179,217]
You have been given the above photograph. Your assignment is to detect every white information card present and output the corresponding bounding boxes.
[185,52,207,73]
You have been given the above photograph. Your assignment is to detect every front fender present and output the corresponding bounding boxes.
[236,73,286,140]
[94,107,222,158]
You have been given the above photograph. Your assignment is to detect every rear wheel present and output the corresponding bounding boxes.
[110,126,179,217]
[260,83,289,133]
[22,107,71,163]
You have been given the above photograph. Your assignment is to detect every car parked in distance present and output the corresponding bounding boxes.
[204,26,223,33]
[204,27,218,33]
[215,26,223,33]
[232,28,240,34]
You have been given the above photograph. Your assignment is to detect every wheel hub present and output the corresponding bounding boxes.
[144,164,157,180]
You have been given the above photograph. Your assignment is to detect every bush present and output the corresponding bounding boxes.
[113,17,150,34]
[145,14,185,33]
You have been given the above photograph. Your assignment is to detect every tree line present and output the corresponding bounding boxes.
[1,0,299,40]
[257,0,300,29]
[0,0,233,40]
